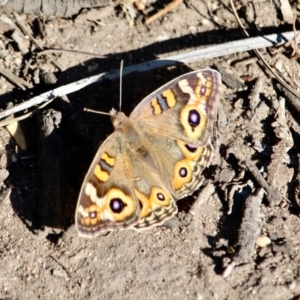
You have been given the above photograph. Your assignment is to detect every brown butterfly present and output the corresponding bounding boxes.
[76,69,221,237]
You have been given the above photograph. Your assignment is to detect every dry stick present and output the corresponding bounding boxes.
[0,66,33,90]
[36,48,106,59]
[2,0,110,18]
[0,31,300,121]
[48,255,71,279]
[145,0,183,25]
[245,159,282,205]
[276,83,300,114]
[279,0,294,24]
[223,188,264,278]
[290,14,300,58]
[229,0,300,101]
[0,100,53,127]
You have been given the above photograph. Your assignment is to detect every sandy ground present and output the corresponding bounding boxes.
[1,0,300,299]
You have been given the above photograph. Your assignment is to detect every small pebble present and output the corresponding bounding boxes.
[256,235,271,248]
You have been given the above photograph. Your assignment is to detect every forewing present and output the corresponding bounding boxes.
[130,69,221,147]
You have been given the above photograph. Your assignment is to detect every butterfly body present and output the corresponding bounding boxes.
[76,69,221,237]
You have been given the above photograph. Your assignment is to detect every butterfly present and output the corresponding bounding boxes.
[75,69,221,237]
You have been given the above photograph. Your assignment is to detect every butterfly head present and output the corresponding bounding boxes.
[110,108,127,130]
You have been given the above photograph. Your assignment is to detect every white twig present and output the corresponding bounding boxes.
[0,31,299,120]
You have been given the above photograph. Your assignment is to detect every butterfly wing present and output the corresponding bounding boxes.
[75,132,141,237]
[130,69,221,146]
[130,69,221,200]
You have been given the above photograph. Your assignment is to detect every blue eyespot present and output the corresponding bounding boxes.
[110,198,125,213]
[188,109,200,127]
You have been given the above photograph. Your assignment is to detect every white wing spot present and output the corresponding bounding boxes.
[196,72,207,83]
[178,79,197,102]
[78,205,89,218]
[85,182,93,196]
[90,186,100,203]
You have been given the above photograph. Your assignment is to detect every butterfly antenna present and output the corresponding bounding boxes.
[119,60,124,112]
[84,108,111,116]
